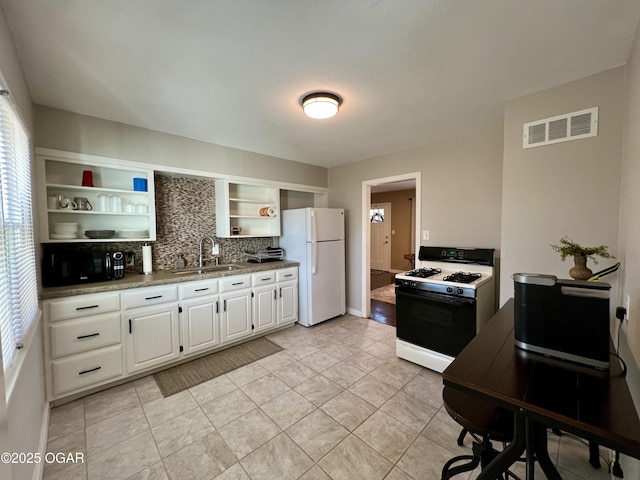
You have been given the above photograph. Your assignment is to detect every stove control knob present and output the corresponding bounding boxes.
[456,288,464,295]
[446,287,453,293]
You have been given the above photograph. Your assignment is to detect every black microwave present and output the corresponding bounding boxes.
[42,249,125,287]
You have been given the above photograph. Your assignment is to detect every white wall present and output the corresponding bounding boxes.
[34,105,328,188]
[500,67,625,306]
[328,128,504,315]
[0,5,47,480]
[618,17,640,478]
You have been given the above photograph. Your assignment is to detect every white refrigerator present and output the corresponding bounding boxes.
[279,208,346,327]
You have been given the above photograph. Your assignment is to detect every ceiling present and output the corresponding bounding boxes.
[2,1,640,168]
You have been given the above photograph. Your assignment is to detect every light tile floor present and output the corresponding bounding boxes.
[45,314,612,480]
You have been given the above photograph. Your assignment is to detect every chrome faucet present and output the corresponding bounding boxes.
[198,236,215,268]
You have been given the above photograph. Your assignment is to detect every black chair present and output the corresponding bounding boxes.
[441,387,520,480]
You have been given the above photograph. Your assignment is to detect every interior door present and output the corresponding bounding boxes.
[370,203,391,271]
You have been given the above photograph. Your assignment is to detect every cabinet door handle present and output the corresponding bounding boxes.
[145,295,163,300]
[77,333,100,340]
[215,301,219,314]
[129,319,132,334]
[76,305,99,311]
[79,366,101,375]
[195,288,209,292]
[223,300,227,312]
[273,289,277,300]
[232,282,244,286]
[279,288,282,298]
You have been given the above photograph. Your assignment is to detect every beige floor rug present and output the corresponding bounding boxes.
[370,283,396,304]
[153,337,283,397]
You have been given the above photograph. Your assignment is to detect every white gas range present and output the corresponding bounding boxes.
[395,246,496,373]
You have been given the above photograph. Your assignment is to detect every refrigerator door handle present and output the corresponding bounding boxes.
[310,209,317,243]
[311,242,317,274]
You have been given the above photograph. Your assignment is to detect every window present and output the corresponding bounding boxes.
[0,88,38,388]
[370,207,385,223]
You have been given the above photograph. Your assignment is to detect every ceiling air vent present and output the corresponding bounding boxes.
[523,107,598,149]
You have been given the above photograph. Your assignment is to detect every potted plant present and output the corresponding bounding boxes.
[550,236,613,280]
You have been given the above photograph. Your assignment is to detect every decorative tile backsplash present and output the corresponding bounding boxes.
[153,173,273,270]
[43,173,274,273]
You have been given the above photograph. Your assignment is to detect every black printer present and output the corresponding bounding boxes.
[513,273,611,370]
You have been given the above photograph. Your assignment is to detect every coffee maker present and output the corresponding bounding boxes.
[512,273,611,369]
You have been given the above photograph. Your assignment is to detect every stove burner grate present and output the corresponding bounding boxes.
[406,267,442,278]
[443,271,482,284]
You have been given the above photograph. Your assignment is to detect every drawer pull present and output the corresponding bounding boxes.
[76,304,99,311]
[77,333,100,340]
[145,295,163,300]
[284,274,293,278]
[78,366,101,375]
[232,282,244,286]
[195,288,209,292]
[261,277,271,281]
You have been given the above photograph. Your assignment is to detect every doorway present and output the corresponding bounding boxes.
[361,173,421,322]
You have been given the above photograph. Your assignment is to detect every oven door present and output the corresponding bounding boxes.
[396,287,476,357]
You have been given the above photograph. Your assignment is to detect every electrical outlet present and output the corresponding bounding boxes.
[624,295,631,324]
[423,230,430,241]
[212,243,220,255]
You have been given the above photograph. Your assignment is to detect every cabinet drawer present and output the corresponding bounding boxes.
[50,313,121,359]
[51,345,123,396]
[251,271,276,286]
[219,275,251,292]
[179,279,218,299]
[47,292,121,322]
[277,267,298,282]
[123,285,178,309]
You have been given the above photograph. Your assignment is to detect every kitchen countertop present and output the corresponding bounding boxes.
[39,261,299,300]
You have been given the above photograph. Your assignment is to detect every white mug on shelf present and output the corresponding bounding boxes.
[97,194,109,212]
[109,195,122,213]
[58,197,77,210]
[47,196,58,209]
[125,203,136,214]
[135,204,147,214]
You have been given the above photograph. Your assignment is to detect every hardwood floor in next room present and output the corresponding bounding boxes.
[370,270,396,327]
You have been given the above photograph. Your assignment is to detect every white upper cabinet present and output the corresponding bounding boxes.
[36,148,157,243]
[215,179,280,237]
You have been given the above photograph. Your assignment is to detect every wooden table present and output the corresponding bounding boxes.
[442,298,640,479]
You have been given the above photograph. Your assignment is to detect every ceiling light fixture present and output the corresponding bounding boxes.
[301,92,342,119]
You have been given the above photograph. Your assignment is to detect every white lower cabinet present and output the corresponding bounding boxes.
[253,284,277,332]
[220,289,252,343]
[124,285,180,374]
[51,345,123,397]
[43,291,124,400]
[179,279,220,357]
[277,267,299,325]
[251,270,277,333]
[44,267,298,402]
[219,275,252,343]
[278,281,298,325]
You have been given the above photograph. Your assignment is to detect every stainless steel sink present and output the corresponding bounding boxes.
[171,264,242,275]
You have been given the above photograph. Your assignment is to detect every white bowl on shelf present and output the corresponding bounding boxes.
[51,233,77,239]
[54,226,78,233]
[117,229,149,238]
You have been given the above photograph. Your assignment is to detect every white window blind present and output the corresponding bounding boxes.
[0,89,38,375]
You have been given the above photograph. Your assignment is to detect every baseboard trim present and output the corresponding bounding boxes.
[347,307,363,318]
[33,402,50,480]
